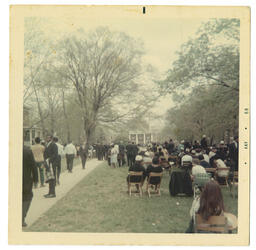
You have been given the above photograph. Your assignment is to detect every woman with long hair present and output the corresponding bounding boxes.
[186,180,236,233]
[197,180,224,221]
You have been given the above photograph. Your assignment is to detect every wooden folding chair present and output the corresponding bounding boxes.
[182,161,192,171]
[160,158,169,174]
[127,171,144,197]
[215,167,230,187]
[230,171,238,198]
[146,172,163,197]
[205,168,216,175]
[168,155,179,166]
[195,214,228,233]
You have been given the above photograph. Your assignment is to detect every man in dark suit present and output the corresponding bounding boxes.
[44,135,58,198]
[167,139,175,154]
[79,143,88,169]
[200,135,208,150]
[229,136,239,171]
[131,142,139,167]
[118,142,126,167]
[126,142,133,167]
[22,145,38,227]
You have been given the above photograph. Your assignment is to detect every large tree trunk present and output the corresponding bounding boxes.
[32,80,46,137]
[50,105,55,135]
[62,89,71,142]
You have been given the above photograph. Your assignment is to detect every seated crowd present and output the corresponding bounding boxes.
[125,135,238,233]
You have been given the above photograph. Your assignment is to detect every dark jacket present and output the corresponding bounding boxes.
[127,162,146,182]
[131,144,139,156]
[200,160,210,169]
[216,148,228,161]
[44,141,58,165]
[229,142,238,162]
[169,170,193,196]
[167,142,175,154]
[146,164,163,184]
[201,138,208,149]
[79,145,88,159]
[23,146,38,201]
[126,144,133,156]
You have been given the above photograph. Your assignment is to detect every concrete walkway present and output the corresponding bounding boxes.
[26,158,103,227]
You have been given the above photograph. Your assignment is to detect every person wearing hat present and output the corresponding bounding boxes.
[127,155,146,190]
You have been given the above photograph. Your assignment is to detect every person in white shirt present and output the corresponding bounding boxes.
[202,152,209,163]
[191,164,207,177]
[215,159,229,178]
[64,140,77,173]
[191,158,207,178]
[53,137,64,185]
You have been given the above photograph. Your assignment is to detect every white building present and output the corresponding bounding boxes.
[128,131,155,145]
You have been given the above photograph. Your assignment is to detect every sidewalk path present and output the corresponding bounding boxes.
[26,158,103,227]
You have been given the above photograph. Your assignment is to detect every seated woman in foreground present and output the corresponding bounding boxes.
[186,180,236,233]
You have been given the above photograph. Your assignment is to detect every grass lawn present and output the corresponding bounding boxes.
[27,161,238,233]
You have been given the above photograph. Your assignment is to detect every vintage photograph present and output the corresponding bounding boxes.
[9,5,250,245]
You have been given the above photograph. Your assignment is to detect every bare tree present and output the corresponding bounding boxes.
[59,27,145,143]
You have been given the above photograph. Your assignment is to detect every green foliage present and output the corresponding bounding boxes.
[159,18,239,95]
[159,19,239,142]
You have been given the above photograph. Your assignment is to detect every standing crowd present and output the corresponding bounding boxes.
[22,135,87,227]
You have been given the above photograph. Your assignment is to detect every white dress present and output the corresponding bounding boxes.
[110,148,118,164]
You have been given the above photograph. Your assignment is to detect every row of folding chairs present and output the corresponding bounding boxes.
[127,171,163,198]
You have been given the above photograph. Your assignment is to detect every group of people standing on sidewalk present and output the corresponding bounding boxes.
[22,135,85,227]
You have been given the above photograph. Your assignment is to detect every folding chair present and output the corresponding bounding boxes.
[195,214,228,233]
[168,155,179,167]
[181,161,192,171]
[146,172,163,197]
[205,168,216,177]
[160,158,170,174]
[127,171,144,197]
[215,167,230,187]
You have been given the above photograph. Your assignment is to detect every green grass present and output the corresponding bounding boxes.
[27,161,238,233]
